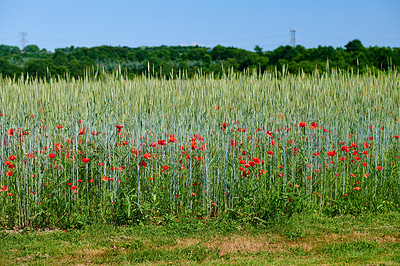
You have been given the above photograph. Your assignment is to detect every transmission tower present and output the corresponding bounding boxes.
[290,28,296,47]
[19,32,28,50]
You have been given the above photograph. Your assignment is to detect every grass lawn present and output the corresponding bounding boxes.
[1,211,399,265]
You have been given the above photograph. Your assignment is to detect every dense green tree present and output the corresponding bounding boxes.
[24,59,55,78]
[0,45,21,56]
[267,45,298,65]
[0,58,22,77]
[254,45,263,55]
[24,44,40,54]
[345,39,364,53]
[53,49,69,65]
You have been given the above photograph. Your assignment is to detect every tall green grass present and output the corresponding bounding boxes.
[0,69,399,228]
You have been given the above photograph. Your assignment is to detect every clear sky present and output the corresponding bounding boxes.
[1,0,399,52]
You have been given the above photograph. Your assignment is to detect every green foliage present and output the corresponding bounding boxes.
[0,40,399,79]
[345,39,364,53]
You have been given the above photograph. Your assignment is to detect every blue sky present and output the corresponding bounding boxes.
[1,0,399,51]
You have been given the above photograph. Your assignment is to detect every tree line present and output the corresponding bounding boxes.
[0,39,399,78]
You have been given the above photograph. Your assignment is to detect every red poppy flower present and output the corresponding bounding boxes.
[77,179,83,183]
[162,165,169,170]
[143,153,152,159]
[169,135,177,143]
[327,151,336,157]
[8,155,16,161]
[49,153,56,159]
[363,142,371,148]
[82,158,90,163]
[230,140,237,146]
[248,161,256,167]
[158,139,166,145]
[377,166,383,170]
[239,160,246,164]
[116,125,123,129]
[394,135,399,139]
[244,163,251,168]
[362,162,367,167]
[79,127,86,135]
[1,185,7,192]
[71,186,77,190]
[102,176,108,181]
[341,146,350,152]
[353,187,362,191]
[252,157,261,164]
[221,122,229,130]
[307,176,312,180]
[298,121,306,128]
[190,139,197,150]
[150,143,156,147]
[267,150,274,155]
[6,171,13,177]
[309,122,319,129]
[67,182,72,186]
[8,128,14,137]
[313,151,320,157]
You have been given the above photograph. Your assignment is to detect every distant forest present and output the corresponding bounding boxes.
[0,39,399,78]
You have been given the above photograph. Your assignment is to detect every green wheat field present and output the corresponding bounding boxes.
[0,69,399,264]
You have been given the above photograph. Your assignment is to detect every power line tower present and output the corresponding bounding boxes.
[19,32,28,51]
[290,28,296,47]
